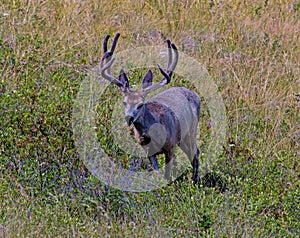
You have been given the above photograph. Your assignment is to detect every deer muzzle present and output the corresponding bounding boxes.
[125,115,134,126]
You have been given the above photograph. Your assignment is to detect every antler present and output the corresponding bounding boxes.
[100,33,124,88]
[143,40,178,95]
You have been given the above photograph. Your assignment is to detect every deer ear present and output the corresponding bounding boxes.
[119,69,129,92]
[142,70,153,89]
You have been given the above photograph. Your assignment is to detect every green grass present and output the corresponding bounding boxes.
[1,0,299,237]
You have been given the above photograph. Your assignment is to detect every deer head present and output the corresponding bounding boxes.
[100,33,178,126]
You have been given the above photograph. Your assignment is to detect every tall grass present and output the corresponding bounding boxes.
[1,0,299,236]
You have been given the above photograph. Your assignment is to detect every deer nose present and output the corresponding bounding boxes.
[125,116,134,126]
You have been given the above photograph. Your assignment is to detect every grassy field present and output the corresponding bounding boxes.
[1,0,299,237]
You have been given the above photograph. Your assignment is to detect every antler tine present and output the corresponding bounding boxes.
[100,33,123,88]
[103,34,110,53]
[100,33,120,63]
[142,40,178,95]
[169,43,178,73]
[101,33,120,73]
[158,64,171,83]
[166,40,172,70]
[110,33,120,55]
[101,57,115,72]
[101,34,111,69]
[160,39,178,80]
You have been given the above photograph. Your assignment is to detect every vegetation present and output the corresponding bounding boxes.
[1,0,299,236]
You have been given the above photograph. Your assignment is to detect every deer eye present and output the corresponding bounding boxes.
[137,104,143,110]
[123,101,127,106]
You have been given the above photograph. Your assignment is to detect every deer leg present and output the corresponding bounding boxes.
[192,148,200,184]
[149,155,159,171]
[164,148,174,182]
[179,141,193,159]
[179,136,200,184]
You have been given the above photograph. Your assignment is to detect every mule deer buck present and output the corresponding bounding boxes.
[100,33,200,184]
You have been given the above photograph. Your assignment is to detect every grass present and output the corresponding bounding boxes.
[1,0,299,237]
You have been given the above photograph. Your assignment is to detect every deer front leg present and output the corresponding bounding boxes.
[149,155,159,171]
[164,148,175,182]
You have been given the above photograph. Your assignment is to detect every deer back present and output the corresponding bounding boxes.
[148,87,200,140]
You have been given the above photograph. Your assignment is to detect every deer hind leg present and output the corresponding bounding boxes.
[179,134,200,184]
[192,148,200,184]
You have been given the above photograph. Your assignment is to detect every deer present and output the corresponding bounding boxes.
[99,33,200,184]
